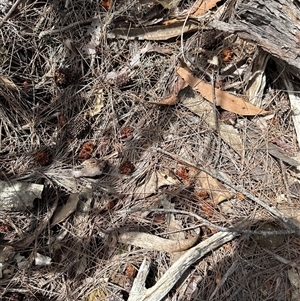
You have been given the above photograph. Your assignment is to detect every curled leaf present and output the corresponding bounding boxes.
[177,67,269,116]
[149,76,187,106]
[149,94,179,106]
[72,158,106,178]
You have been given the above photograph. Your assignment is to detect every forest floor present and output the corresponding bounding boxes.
[1,0,300,300]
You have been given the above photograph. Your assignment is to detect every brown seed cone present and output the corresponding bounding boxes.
[54,68,78,88]
[34,150,51,166]
[68,117,91,139]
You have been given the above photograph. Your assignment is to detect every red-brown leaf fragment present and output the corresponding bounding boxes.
[125,264,137,281]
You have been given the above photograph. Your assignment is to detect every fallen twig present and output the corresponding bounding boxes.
[128,230,238,301]
[0,0,23,29]
[38,18,93,39]
[118,230,199,253]
[120,207,294,236]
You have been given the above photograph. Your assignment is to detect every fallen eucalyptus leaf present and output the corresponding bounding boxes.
[182,93,244,155]
[51,193,80,226]
[118,231,199,253]
[134,170,180,199]
[149,94,179,106]
[177,67,269,116]
[192,0,222,16]
[189,167,232,204]
[107,20,198,41]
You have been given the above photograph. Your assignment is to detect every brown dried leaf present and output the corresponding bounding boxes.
[236,192,245,200]
[221,48,233,62]
[177,67,269,116]
[201,202,214,217]
[149,94,179,106]
[190,167,232,204]
[173,76,187,95]
[51,193,80,226]
[192,0,222,16]
[195,189,209,201]
[149,76,187,106]
[125,264,137,281]
[175,166,190,182]
[101,0,110,9]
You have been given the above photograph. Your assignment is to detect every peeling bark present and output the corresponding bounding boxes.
[210,0,300,75]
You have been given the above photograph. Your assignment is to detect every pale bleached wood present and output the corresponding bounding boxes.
[118,231,199,253]
[128,230,238,301]
[210,0,300,75]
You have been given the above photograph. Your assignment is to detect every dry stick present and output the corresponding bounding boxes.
[38,18,93,39]
[263,247,300,268]
[120,207,293,236]
[211,69,221,168]
[153,147,300,234]
[180,0,199,64]
[208,260,239,301]
[0,0,23,29]
[278,159,292,204]
[34,5,52,33]
[128,230,238,301]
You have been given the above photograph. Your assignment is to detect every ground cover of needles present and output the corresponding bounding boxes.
[1,1,300,301]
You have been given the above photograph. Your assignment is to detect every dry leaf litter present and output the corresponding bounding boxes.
[1,0,300,301]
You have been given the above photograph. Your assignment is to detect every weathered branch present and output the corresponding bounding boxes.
[210,0,300,75]
[128,230,238,301]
